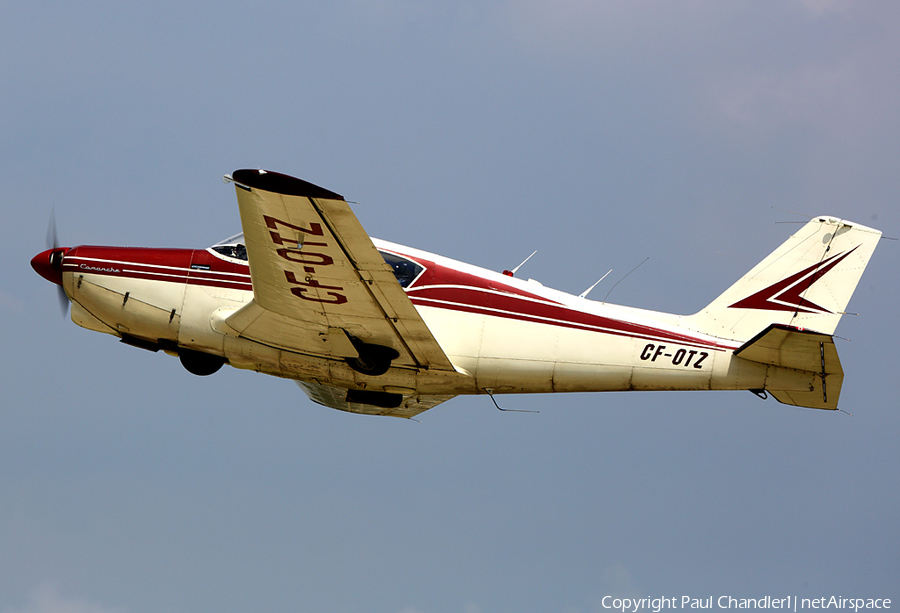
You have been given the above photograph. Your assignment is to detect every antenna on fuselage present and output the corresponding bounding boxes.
[484,389,539,413]
[602,257,649,303]
[579,269,613,299]
[502,250,537,277]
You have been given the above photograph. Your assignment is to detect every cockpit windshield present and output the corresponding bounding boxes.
[209,234,420,284]
[211,232,247,261]
[380,250,423,288]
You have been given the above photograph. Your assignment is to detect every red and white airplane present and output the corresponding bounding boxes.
[32,169,882,418]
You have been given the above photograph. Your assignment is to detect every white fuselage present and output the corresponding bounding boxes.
[58,238,793,400]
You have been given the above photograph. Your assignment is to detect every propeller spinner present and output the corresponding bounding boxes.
[31,213,71,316]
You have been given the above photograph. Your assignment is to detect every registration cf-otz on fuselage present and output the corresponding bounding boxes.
[31,170,882,418]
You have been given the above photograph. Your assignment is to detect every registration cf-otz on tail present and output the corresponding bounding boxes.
[31,170,882,418]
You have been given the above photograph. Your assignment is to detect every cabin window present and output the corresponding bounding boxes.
[211,244,248,261]
[379,251,423,288]
[211,233,248,261]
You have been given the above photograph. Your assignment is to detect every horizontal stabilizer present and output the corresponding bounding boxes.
[735,324,842,373]
[734,324,843,410]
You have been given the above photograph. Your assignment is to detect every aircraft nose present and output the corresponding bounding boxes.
[31,247,69,285]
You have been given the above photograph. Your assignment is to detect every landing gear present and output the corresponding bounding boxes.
[344,337,399,377]
[179,348,226,376]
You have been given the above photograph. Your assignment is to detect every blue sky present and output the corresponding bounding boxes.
[2,1,899,612]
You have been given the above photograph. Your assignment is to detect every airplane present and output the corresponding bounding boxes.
[31,169,882,418]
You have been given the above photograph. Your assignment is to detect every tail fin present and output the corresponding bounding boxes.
[687,216,881,342]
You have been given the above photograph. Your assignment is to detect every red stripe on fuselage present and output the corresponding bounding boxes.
[408,286,730,350]
[61,246,253,291]
[400,252,732,351]
[62,244,731,350]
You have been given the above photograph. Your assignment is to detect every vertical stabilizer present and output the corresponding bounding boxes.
[686,216,881,342]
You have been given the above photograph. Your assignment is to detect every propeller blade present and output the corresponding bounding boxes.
[57,285,69,318]
[44,210,70,318]
[47,209,59,250]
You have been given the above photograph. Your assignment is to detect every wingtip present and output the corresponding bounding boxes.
[231,169,344,200]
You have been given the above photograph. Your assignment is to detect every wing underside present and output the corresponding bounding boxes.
[296,380,455,418]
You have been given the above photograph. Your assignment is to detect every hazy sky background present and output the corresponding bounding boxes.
[2,1,898,612]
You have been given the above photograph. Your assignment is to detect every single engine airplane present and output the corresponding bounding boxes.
[32,169,882,418]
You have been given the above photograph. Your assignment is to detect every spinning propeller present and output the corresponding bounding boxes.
[31,212,71,317]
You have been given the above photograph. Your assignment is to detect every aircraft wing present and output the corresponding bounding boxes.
[221,169,457,377]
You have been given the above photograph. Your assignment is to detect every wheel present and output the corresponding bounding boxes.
[345,344,398,376]
[179,348,225,376]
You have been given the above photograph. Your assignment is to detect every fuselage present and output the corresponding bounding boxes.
[39,237,782,399]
